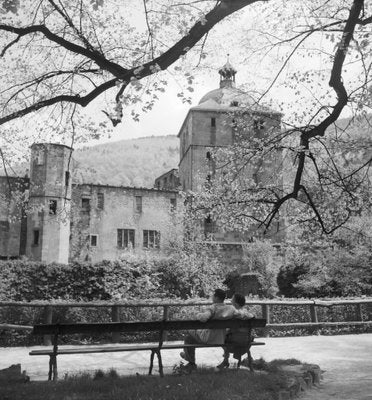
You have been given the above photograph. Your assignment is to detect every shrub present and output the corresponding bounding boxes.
[277,244,372,298]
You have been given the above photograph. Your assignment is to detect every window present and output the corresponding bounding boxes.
[117,229,135,248]
[82,198,90,211]
[135,196,142,213]
[253,119,265,130]
[49,200,57,215]
[211,117,216,128]
[0,220,9,232]
[143,230,160,249]
[204,215,214,234]
[65,171,70,187]
[90,234,98,247]
[97,193,104,210]
[34,149,44,165]
[33,229,40,246]
[170,198,177,211]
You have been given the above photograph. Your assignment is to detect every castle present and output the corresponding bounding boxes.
[0,62,283,264]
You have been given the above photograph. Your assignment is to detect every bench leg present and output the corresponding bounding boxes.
[48,356,53,381]
[149,350,155,375]
[247,350,254,372]
[156,350,164,378]
[48,355,58,381]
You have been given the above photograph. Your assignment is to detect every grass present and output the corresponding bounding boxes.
[0,365,289,400]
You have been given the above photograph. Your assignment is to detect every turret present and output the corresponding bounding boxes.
[25,143,73,264]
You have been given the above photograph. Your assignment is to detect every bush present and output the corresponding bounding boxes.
[277,245,372,298]
[0,249,226,303]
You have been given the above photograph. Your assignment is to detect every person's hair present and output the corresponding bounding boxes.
[213,288,226,302]
[233,293,246,307]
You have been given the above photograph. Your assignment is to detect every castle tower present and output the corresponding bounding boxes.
[25,143,73,264]
[178,60,282,241]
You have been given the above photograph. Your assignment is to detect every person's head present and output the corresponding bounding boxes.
[232,293,245,309]
[212,288,226,303]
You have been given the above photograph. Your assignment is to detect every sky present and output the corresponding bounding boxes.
[87,69,218,145]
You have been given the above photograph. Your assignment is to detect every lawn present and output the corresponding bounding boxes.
[0,367,287,400]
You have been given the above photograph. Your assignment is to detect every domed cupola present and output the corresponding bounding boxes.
[218,55,237,89]
[196,58,280,114]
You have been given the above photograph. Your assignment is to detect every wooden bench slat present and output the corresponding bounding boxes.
[32,318,267,335]
[29,341,266,357]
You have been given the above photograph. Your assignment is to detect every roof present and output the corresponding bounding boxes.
[72,182,178,194]
[194,86,280,115]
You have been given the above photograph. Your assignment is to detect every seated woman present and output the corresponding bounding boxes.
[217,293,254,369]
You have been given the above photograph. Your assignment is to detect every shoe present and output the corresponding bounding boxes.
[180,351,191,362]
[216,360,230,370]
[182,362,197,373]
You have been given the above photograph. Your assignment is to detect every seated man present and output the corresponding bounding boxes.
[180,288,236,371]
[217,293,254,369]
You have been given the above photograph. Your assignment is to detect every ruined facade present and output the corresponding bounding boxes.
[0,61,283,263]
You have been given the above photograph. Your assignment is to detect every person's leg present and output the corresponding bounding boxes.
[217,332,232,369]
[182,331,200,365]
[217,347,230,369]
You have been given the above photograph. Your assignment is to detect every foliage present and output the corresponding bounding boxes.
[224,240,281,298]
[160,242,226,299]
[277,262,310,298]
[72,135,179,187]
[3,135,179,187]
[0,249,225,302]
[277,238,372,298]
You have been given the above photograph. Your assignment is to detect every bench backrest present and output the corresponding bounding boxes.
[33,318,267,336]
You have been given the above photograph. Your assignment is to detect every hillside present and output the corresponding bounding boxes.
[72,135,179,188]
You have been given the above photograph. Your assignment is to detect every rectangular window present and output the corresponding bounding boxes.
[170,198,177,211]
[97,193,104,210]
[90,234,98,247]
[211,117,216,128]
[0,220,10,232]
[135,196,142,213]
[143,230,160,249]
[65,171,70,187]
[117,229,135,248]
[82,198,90,211]
[49,200,57,215]
[33,229,40,246]
[253,119,265,130]
[204,215,214,234]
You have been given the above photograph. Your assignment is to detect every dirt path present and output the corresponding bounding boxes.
[1,334,371,399]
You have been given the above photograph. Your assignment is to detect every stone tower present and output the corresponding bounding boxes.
[25,143,73,264]
[178,60,282,241]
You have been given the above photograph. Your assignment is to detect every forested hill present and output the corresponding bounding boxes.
[73,135,179,188]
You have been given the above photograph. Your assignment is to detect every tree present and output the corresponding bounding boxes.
[1,0,372,234]
[185,0,372,235]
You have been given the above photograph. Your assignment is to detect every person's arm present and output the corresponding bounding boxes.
[196,306,214,322]
[233,308,254,319]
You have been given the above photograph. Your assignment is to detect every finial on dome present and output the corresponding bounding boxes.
[218,55,237,88]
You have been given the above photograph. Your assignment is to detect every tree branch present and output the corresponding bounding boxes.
[0,0,262,126]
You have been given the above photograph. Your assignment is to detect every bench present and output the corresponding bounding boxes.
[30,318,266,380]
